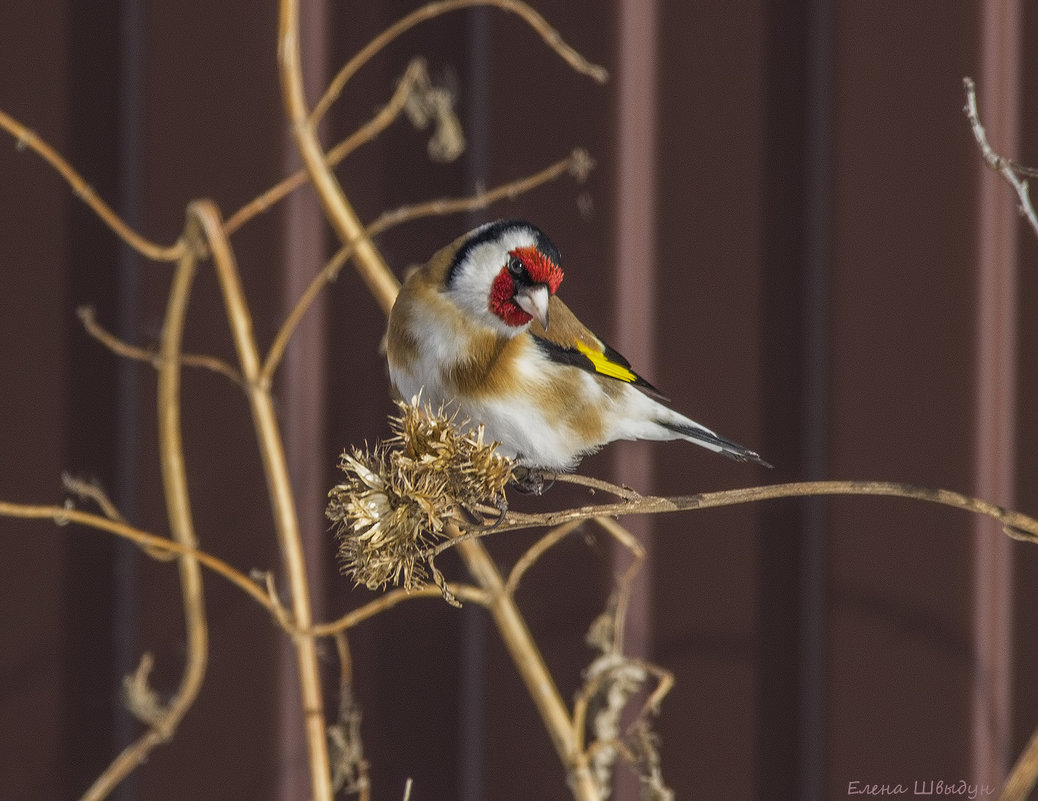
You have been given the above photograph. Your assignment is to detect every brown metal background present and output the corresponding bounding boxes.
[2,2,1036,799]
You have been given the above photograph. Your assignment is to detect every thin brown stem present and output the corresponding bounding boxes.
[552,468,641,501]
[224,58,431,236]
[592,517,646,652]
[450,525,601,800]
[963,76,1038,239]
[78,221,208,801]
[279,0,399,316]
[61,474,127,524]
[0,501,274,611]
[310,0,607,126]
[309,583,491,637]
[489,480,1038,542]
[77,306,243,386]
[373,149,595,231]
[505,520,584,596]
[0,109,183,262]
[190,199,333,801]
[261,238,360,383]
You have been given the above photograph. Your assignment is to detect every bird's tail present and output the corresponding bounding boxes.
[658,417,773,468]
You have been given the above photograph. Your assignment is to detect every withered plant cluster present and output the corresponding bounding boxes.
[328,400,511,591]
[3,3,1038,801]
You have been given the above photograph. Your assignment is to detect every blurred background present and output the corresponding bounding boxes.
[2,1,1037,799]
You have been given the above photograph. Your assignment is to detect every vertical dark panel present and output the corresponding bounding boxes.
[653,4,766,799]
[827,4,978,796]
[112,4,146,797]
[758,2,833,799]
[63,2,125,796]
[0,2,69,798]
[758,2,808,797]
[798,4,834,798]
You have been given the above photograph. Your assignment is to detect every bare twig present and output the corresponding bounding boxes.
[260,233,361,383]
[487,479,1038,543]
[279,0,399,317]
[591,516,646,652]
[0,494,499,646]
[77,306,244,387]
[0,109,184,262]
[61,473,175,562]
[190,198,333,801]
[78,214,210,801]
[372,148,595,231]
[963,76,1038,239]
[223,57,432,235]
[309,0,608,126]
[552,469,641,501]
[61,473,127,524]
[505,520,585,595]
[0,501,278,613]
[448,523,601,800]
[308,583,491,638]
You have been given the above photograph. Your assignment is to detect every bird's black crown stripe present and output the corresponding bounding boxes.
[446,220,560,288]
[533,228,562,269]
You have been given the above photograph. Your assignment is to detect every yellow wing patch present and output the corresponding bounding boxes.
[575,341,638,383]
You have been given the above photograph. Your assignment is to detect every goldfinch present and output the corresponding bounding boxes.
[386,220,770,471]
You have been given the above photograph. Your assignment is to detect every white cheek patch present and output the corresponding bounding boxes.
[448,229,540,333]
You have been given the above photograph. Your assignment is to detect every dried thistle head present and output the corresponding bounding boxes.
[326,398,512,591]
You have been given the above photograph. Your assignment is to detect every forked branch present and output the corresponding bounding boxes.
[963,76,1038,238]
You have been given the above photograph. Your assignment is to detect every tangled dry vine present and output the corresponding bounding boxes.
[2,5,1038,800]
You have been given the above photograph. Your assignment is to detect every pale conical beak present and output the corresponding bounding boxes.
[514,284,551,329]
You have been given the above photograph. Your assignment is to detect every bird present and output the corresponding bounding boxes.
[386,219,770,473]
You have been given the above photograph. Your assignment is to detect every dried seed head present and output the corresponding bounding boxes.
[327,398,512,591]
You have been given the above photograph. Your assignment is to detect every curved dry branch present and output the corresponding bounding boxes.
[310,0,608,126]
[0,496,499,645]
[372,148,594,231]
[0,501,273,610]
[505,520,584,596]
[487,480,1038,542]
[308,583,491,638]
[189,198,333,801]
[279,0,399,316]
[77,217,209,801]
[963,76,1038,240]
[0,109,184,262]
[77,306,244,387]
[224,58,432,236]
[446,522,601,799]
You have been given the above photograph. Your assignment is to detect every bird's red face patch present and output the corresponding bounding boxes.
[488,246,564,327]
[511,245,564,293]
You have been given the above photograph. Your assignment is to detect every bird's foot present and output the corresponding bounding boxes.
[509,466,556,496]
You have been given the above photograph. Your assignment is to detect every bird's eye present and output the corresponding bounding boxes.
[507,255,524,277]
